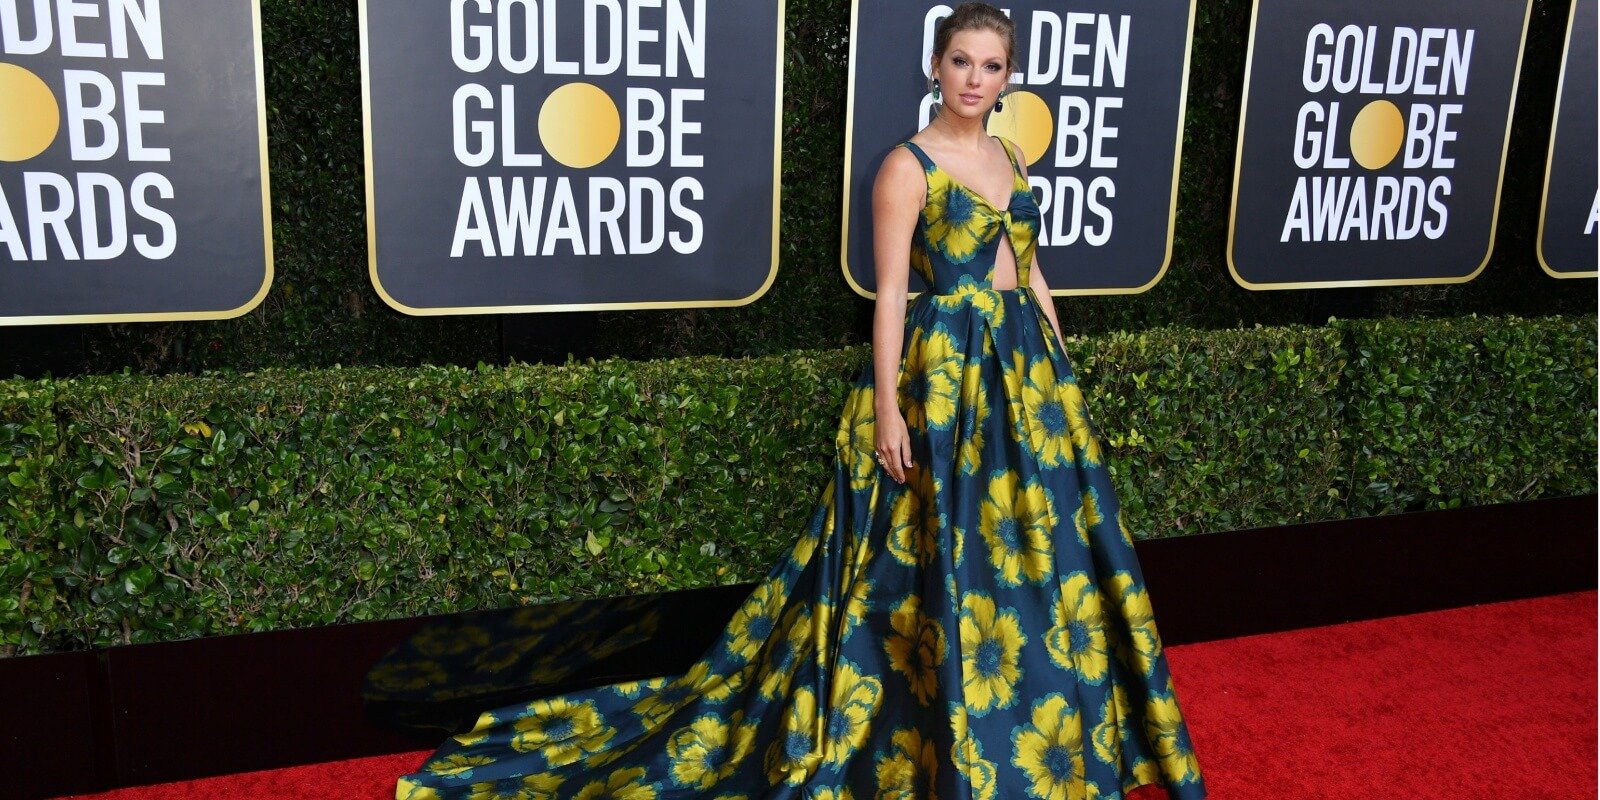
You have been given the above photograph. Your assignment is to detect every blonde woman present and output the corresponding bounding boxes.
[400,4,1206,798]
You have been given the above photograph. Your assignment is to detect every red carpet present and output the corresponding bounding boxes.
[62,590,1597,799]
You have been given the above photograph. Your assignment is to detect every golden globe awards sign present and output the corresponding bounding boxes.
[842,1,1195,297]
[360,1,782,314]
[1228,0,1531,289]
[0,0,271,325]
[1536,0,1596,278]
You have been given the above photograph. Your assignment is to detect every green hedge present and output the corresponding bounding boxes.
[3,313,1594,656]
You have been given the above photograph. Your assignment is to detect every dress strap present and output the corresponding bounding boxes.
[996,137,1023,177]
[898,140,935,170]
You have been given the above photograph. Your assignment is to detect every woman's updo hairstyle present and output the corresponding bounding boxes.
[930,2,1017,73]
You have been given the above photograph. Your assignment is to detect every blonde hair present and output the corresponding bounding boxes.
[930,2,1017,73]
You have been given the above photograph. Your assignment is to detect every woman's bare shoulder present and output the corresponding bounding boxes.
[874,144,925,192]
[994,135,1028,176]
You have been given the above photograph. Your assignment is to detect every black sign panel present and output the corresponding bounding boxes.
[361,0,782,314]
[1537,0,1597,278]
[841,0,1195,297]
[0,0,271,325]
[1228,0,1531,289]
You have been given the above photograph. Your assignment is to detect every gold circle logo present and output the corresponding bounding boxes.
[538,82,620,169]
[0,63,59,162]
[1349,99,1405,170]
[986,90,1053,166]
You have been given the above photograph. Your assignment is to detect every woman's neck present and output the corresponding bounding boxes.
[927,104,990,151]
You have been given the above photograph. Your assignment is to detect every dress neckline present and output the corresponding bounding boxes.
[902,137,1023,215]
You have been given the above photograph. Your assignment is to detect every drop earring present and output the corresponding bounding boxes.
[994,92,1005,113]
[932,79,941,101]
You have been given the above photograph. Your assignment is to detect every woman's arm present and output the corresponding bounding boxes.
[870,146,926,484]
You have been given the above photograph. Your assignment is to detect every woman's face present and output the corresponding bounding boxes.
[930,28,1011,120]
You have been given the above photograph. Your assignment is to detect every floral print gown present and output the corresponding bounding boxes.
[397,136,1207,800]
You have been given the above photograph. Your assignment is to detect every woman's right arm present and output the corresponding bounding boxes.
[870,146,926,485]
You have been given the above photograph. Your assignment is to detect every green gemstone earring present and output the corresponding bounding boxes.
[931,79,940,100]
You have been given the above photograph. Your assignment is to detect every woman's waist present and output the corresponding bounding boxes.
[917,284,1034,300]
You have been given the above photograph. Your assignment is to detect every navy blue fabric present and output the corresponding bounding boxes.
[397,136,1207,800]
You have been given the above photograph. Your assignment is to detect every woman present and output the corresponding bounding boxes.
[398,4,1207,798]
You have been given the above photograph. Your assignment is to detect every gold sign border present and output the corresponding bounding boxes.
[360,0,785,315]
[0,0,275,327]
[1226,0,1535,290]
[838,0,1198,300]
[1535,0,1596,278]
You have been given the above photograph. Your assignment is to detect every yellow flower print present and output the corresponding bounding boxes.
[1145,688,1202,784]
[874,726,940,800]
[1021,357,1072,468]
[883,595,946,705]
[573,766,657,800]
[791,491,834,568]
[958,359,990,476]
[925,176,998,264]
[949,704,999,800]
[1045,572,1111,685]
[841,569,873,643]
[396,776,445,800]
[1072,485,1104,549]
[726,577,786,662]
[1010,693,1086,800]
[631,673,698,730]
[1102,571,1161,677]
[510,698,614,766]
[1117,514,1134,546]
[1007,221,1038,286]
[811,789,855,800]
[958,592,1026,715]
[970,286,1006,327]
[581,744,625,770]
[1090,685,1131,768]
[823,660,883,766]
[425,753,494,779]
[1130,756,1164,791]
[948,525,966,567]
[834,386,879,492]
[810,597,836,668]
[765,687,822,785]
[463,772,564,800]
[999,347,1028,442]
[888,467,942,568]
[758,603,814,701]
[898,327,962,432]
[684,657,751,704]
[452,710,498,747]
[978,470,1056,586]
[932,281,1007,329]
[675,717,755,783]
[611,676,666,700]
[667,711,758,790]
[1060,379,1103,466]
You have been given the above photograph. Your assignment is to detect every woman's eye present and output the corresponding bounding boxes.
[985,64,1001,71]
[953,57,968,66]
